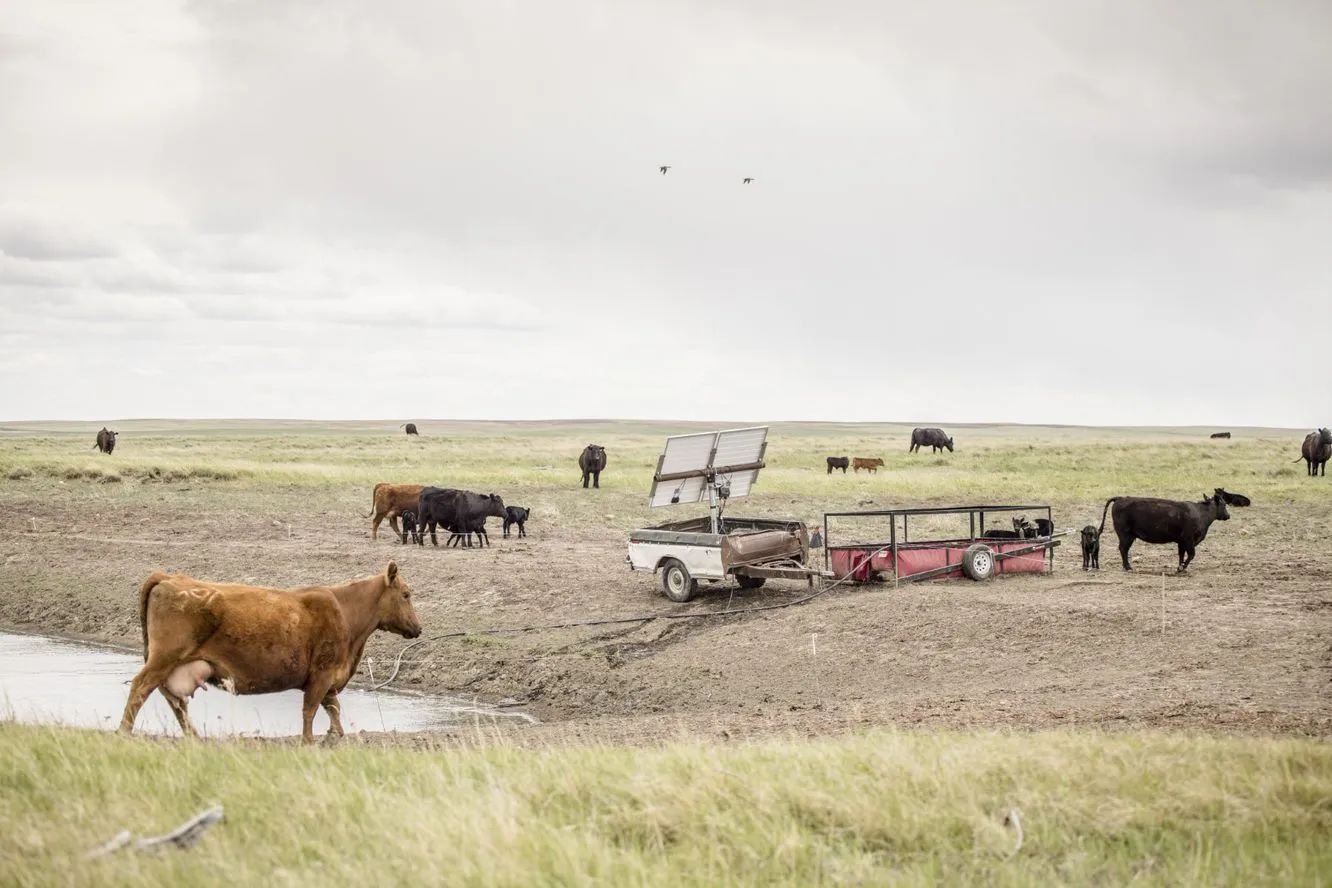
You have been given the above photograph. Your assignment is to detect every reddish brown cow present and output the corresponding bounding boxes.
[118,561,422,744]
[368,482,425,541]
[852,457,885,473]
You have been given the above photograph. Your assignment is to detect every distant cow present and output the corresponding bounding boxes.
[93,427,117,454]
[579,444,608,489]
[1080,526,1100,570]
[119,562,421,744]
[1298,428,1332,476]
[416,487,506,547]
[402,423,419,436]
[909,428,953,453]
[1216,488,1251,507]
[367,483,424,541]
[503,506,530,538]
[826,456,850,474]
[1099,492,1230,572]
[1210,432,1231,439]
[852,457,884,473]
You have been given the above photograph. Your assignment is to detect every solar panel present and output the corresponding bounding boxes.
[648,426,769,508]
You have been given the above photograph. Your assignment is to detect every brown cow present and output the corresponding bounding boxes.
[852,457,885,473]
[368,482,425,541]
[119,561,421,744]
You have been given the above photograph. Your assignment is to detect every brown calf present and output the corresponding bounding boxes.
[368,483,425,540]
[119,561,422,744]
[852,457,885,473]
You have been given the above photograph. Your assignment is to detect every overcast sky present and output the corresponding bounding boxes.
[2,1,1329,426]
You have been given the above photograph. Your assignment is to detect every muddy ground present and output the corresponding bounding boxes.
[1,479,1329,743]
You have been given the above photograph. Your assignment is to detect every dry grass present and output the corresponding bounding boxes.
[0,723,1328,886]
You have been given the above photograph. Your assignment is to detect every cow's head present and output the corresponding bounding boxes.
[1320,428,1332,446]
[1206,492,1231,521]
[586,444,605,462]
[483,493,506,518]
[1012,516,1031,533]
[945,437,954,452]
[378,561,422,638]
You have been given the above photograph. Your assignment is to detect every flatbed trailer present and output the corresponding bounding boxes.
[627,515,817,601]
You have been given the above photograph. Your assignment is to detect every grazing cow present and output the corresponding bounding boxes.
[503,506,530,538]
[119,562,421,744]
[93,427,117,455]
[1080,526,1100,570]
[402,423,419,436]
[367,483,424,541]
[416,487,506,547]
[579,444,608,489]
[399,510,422,545]
[909,428,953,453]
[1210,432,1231,439]
[852,457,885,473]
[1298,428,1332,476]
[1099,492,1230,572]
[826,456,850,474]
[1216,488,1251,508]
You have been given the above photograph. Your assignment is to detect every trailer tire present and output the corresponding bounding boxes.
[961,544,995,581]
[736,575,766,590]
[660,559,698,602]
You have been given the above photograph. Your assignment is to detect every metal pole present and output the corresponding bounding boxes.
[890,516,898,583]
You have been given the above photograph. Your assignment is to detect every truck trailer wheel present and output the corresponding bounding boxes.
[961,544,995,581]
[660,559,698,602]
[736,575,766,590]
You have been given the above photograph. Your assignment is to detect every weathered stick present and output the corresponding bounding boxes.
[87,805,224,858]
[1003,807,1023,857]
[134,805,224,852]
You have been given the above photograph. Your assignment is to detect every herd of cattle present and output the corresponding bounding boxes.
[369,483,529,548]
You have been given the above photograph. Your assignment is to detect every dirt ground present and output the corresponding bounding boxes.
[2,474,1329,744]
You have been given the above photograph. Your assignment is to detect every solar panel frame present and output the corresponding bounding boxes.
[648,426,769,508]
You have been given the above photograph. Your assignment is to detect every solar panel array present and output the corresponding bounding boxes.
[648,426,768,508]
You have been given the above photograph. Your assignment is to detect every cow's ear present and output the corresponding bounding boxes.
[386,561,399,584]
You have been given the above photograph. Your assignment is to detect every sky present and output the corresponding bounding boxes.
[1,0,1329,426]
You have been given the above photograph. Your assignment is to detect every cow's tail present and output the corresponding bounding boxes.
[137,572,169,661]
[365,483,384,518]
[1098,498,1117,537]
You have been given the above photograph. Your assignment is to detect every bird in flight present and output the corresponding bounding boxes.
[659,165,671,175]
[742,177,754,184]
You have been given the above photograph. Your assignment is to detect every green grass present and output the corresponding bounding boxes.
[0,421,1316,507]
[0,724,1328,885]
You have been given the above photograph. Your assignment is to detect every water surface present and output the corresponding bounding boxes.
[0,631,532,737]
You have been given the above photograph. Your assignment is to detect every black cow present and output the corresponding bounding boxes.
[399,510,422,545]
[448,514,491,548]
[1080,526,1100,570]
[826,456,850,474]
[93,427,117,455]
[579,444,607,489]
[416,487,506,547]
[1210,431,1231,439]
[402,423,419,436]
[1033,518,1054,537]
[1216,488,1251,507]
[983,516,1030,539]
[909,428,953,453]
[1099,493,1230,572]
[503,506,530,538]
[1298,428,1332,477]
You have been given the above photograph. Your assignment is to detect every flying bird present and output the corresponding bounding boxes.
[742,177,754,184]
[659,165,671,175]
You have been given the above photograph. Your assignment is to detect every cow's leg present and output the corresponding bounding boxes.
[300,682,333,745]
[118,658,177,734]
[321,690,345,739]
[582,470,589,488]
[371,512,383,540]
[161,689,198,738]
[519,524,525,538]
[1176,543,1188,572]
[593,469,600,489]
[1118,534,1134,571]
[387,511,403,542]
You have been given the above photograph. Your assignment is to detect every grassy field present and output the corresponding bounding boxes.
[0,419,1316,507]
[1,723,1329,886]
